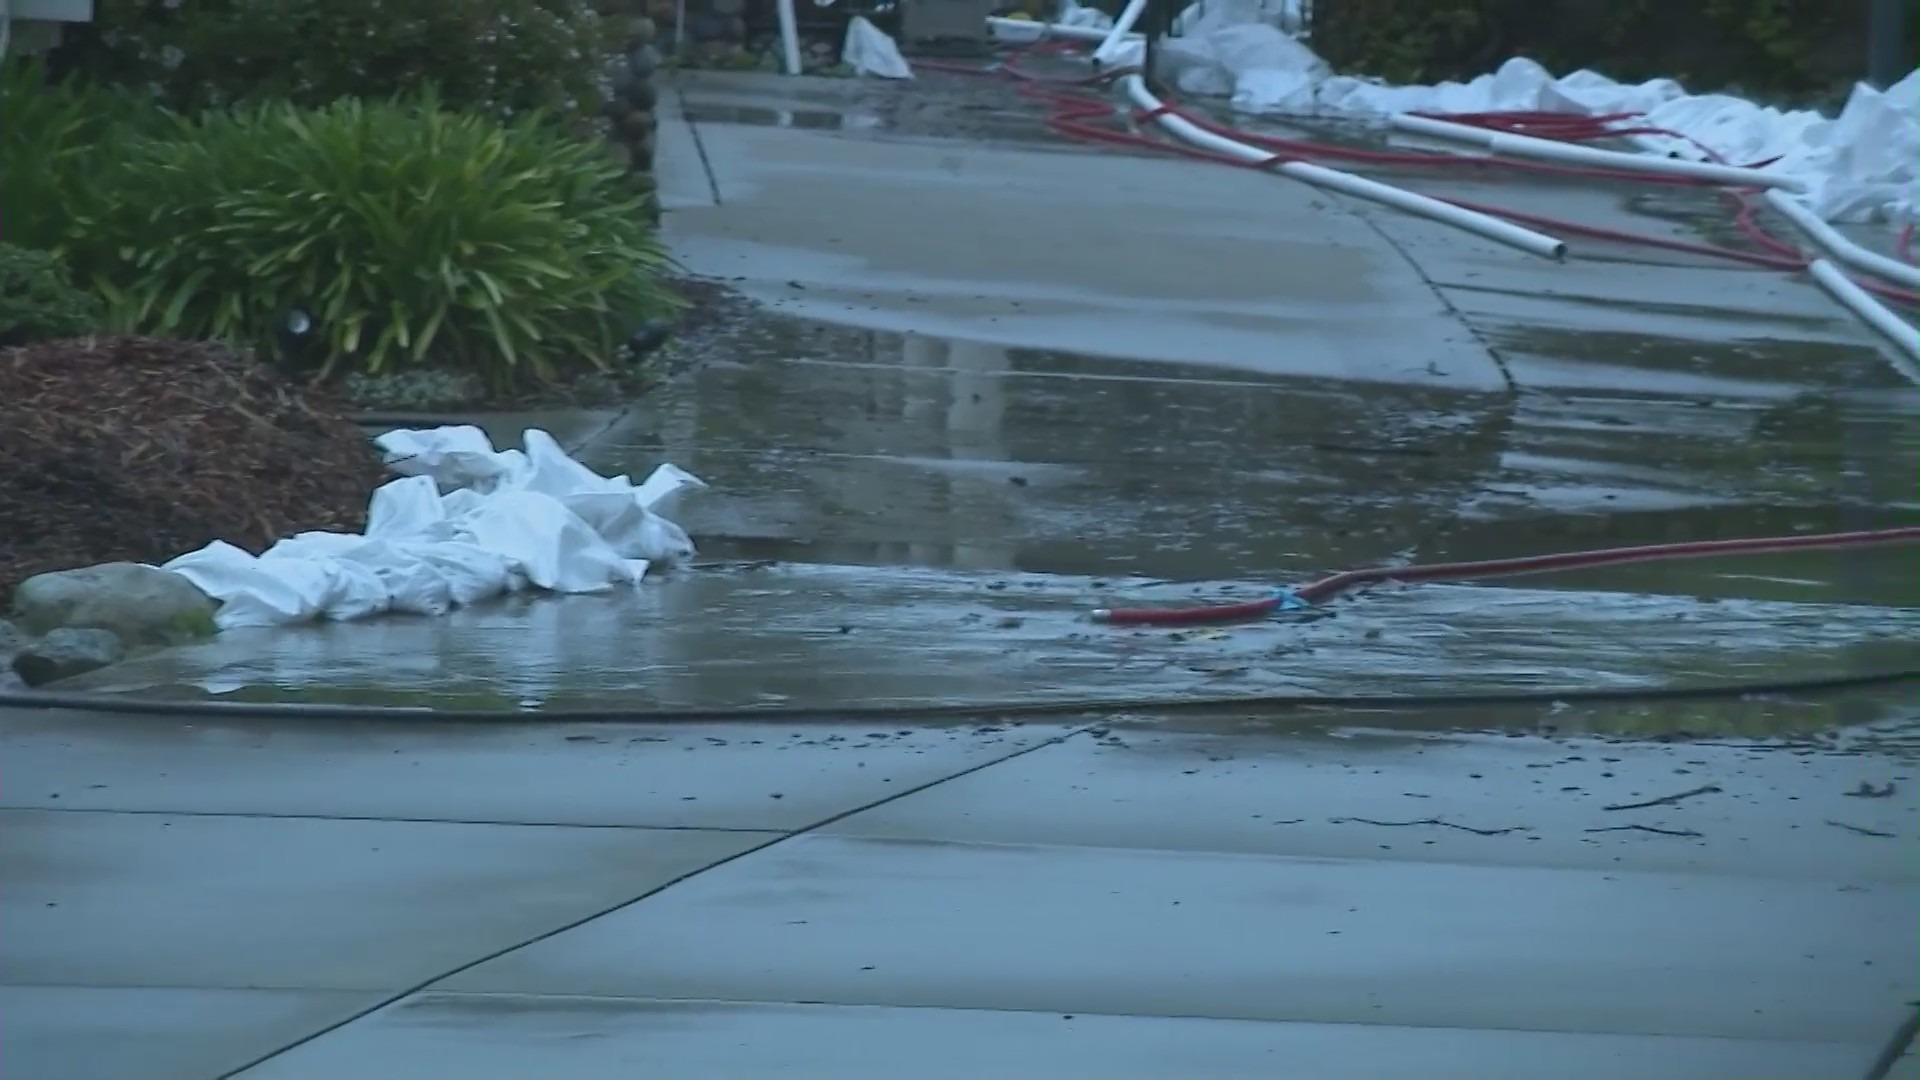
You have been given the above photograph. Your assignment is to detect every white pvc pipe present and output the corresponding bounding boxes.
[775,0,802,75]
[1763,189,1920,290]
[1390,112,1810,193]
[986,15,1124,45]
[1122,75,1567,261]
[1091,0,1149,66]
[1807,259,1920,370]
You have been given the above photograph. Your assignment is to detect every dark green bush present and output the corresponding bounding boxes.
[62,92,677,389]
[58,0,625,125]
[0,245,103,347]
[0,58,161,252]
[1309,0,1908,100]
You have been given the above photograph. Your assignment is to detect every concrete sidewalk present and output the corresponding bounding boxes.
[5,709,1916,1079]
[4,70,1918,1080]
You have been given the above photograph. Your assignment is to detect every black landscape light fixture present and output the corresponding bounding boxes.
[274,306,317,370]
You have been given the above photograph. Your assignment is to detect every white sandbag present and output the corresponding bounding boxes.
[1059,0,1113,30]
[163,426,705,630]
[1159,21,1325,110]
[843,15,913,79]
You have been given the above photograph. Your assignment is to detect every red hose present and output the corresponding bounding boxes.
[914,50,1920,307]
[1091,526,1920,626]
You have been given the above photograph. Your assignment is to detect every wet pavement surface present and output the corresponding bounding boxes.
[7,68,1920,1080]
[5,711,1916,1079]
[55,562,1920,713]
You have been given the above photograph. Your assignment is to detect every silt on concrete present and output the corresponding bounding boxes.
[0,710,1067,830]
[42,560,1920,712]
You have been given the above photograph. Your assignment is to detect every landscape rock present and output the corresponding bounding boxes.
[12,627,126,687]
[12,562,218,649]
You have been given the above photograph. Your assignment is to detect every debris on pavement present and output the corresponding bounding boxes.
[1845,780,1899,799]
[1826,819,1899,839]
[1328,815,1530,837]
[1600,783,1722,811]
[1584,824,1705,838]
[0,336,386,598]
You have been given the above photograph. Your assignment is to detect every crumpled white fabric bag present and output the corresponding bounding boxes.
[164,426,706,629]
[843,15,913,79]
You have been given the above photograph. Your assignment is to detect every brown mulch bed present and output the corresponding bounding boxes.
[0,335,388,600]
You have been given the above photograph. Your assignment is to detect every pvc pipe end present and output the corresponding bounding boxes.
[1089,609,1113,623]
[1548,241,1569,262]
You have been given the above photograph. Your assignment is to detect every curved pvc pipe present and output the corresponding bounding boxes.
[1764,189,1920,290]
[1122,76,1568,260]
[1093,525,1920,625]
[1806,259,1920,371]
[1091,0,1149,66]
[1391,112,1809,193]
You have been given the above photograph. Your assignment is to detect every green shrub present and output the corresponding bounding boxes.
[1308,0,1910,99]
[0,57,161,252]
[61,0,624,126]
[0,245,103,347]
[64,92,678,389]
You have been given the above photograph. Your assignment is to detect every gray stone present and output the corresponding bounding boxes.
[628,15,656,45]
[12,562,218,649]
[12,628,126,687]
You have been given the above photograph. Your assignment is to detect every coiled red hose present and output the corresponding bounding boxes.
[1090,526,1920,626]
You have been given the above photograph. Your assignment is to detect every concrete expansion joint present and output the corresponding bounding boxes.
[207,725,1096,1080]
[1347,205,1518,396]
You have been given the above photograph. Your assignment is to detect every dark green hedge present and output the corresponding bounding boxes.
[1310,0,1912,102]
[49,0,624,126]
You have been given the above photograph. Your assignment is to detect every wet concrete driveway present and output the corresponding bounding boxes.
[6,69,1920,1080]
[6,711,1915,1079]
